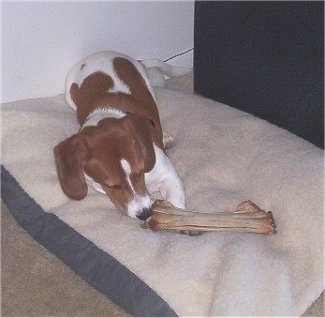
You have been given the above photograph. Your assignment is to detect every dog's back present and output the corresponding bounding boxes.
[64,51,162,129]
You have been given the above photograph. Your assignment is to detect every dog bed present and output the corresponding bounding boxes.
[2,87,323,316]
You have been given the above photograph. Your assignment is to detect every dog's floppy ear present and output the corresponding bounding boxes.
[54,133,89,200]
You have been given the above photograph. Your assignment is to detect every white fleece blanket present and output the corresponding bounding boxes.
[2,87,324,316]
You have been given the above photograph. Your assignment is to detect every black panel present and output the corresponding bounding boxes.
[194,1,324,148]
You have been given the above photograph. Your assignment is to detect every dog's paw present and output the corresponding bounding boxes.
[163,131,175,149]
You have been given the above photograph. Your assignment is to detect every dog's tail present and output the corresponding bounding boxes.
[140,59,192,87]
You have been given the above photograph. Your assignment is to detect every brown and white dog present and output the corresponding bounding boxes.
[54,51,186,220]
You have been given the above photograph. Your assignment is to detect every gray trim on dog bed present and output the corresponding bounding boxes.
[1,165,177,317]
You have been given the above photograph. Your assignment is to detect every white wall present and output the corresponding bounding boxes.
[2,1,194,103]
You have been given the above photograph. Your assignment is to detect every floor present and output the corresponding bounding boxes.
[1,73,324,316]
[1,201,129,317]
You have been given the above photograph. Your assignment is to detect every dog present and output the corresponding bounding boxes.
[54,51,187,220]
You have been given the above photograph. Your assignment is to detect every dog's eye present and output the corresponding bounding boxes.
[108,184,122,190]
[148,119,156,127]
[104,181,122,190]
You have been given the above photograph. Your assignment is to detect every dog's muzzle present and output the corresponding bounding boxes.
[136,207,153,220]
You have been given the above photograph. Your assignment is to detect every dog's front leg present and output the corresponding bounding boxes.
[159,169,185,209]
[162,131,175,149]
[147,145,185,209]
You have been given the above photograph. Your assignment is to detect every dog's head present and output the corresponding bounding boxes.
[54,114,159,220]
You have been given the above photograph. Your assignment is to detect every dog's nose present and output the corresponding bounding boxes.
[136,207,153,221]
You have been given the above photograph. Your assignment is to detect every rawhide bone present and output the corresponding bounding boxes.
[141,200,276,235]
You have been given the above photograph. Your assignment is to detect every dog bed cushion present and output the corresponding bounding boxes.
[2,87,323,316]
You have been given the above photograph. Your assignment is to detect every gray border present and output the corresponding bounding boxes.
[1,165,177,317]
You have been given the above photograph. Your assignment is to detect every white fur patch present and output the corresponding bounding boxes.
[120,158,152,218]
[81,107,126,129]
[84,173,105,194]
[145,144,185,209]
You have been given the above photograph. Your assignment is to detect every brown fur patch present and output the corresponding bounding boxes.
[70,71,114,124]
[113,57,160,127]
